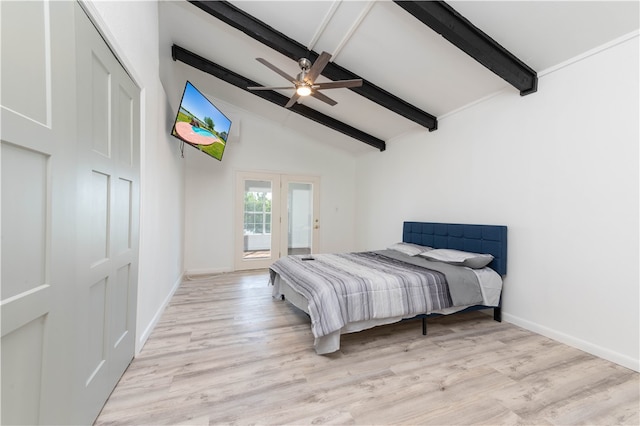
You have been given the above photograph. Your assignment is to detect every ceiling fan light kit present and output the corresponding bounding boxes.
[296,85,312,96]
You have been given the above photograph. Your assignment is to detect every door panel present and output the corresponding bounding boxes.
[1,1,65,424]
[0,316,47,426]
[235,172,281,270]
[74,4,140,422]
[281,176,320,256]
[1,143,48,300]
[87,278,108,384]
[113,264,131,347]
[0,0,50,126]
[243,179,273,259]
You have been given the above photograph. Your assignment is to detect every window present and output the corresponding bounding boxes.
[243,185,272,235]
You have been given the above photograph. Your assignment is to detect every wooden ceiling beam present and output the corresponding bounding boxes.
[188,0,438,131]
[172,45,386,151]
[394,1,537,95]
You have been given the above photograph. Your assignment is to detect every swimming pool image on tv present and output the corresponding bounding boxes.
[171,81,232,161]
[192,127,215,137]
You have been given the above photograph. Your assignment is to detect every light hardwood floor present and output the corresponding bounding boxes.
[95,270,639,425]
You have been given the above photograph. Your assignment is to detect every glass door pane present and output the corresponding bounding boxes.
[281,175,319,256]
[235,172,281,271]
[287,182,312,255]
[242,179,272,260]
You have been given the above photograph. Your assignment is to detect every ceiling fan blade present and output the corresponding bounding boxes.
[256,58,296,83]
[285,93,301,108]
[305,51,331,84]
[310,90,337,106]
[247,86,294,91]
[314,79,363,90]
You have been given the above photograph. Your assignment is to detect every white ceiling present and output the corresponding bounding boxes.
[158,1,639,154]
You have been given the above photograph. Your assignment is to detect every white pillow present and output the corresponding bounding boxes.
[387,242,432,256]
[419,248,493,269]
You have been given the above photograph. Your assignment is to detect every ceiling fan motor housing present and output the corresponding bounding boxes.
[298,57,312,71]
[296,72,308,85]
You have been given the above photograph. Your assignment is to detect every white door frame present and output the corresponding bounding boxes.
[234,171,320,271]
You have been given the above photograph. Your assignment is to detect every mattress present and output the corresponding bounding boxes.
[270,250,503,354]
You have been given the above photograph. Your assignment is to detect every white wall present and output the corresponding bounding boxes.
[85,1,185,353]
[175,67,358,274]
[355,34,639,371]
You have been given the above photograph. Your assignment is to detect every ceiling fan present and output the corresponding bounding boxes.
[247,51,363,108]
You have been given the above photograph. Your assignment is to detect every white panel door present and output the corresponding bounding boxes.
[1,1,77,424]
[1,2,140,424]
[73,4,140,423]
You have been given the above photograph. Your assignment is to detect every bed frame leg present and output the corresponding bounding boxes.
[493,307,502,322]
[422,317,427,335]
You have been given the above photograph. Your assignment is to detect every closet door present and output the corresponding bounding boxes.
[74,4,140,423]
[1,2,140,424]
[1,1,77,424]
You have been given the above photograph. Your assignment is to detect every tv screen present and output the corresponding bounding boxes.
[171,81,232,161]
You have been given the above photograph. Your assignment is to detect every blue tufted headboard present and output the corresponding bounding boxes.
[402,222,508,275]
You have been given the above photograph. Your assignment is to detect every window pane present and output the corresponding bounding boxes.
[243,180,273,260]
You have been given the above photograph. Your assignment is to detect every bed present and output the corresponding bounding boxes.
[270,221,508,354]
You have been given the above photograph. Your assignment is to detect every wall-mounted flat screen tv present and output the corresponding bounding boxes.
[171,81,232,161]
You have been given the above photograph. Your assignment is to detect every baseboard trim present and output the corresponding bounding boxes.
[135,271,184,354]
[503,313,639,372]
[184,267,234,277]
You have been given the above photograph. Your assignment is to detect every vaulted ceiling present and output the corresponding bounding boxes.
[158,1,639,154]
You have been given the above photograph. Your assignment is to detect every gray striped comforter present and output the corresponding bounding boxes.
[269,251,455,338]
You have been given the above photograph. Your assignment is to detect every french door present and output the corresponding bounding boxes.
[235,172,320,270]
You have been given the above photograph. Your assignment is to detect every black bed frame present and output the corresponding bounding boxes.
[401,221,508,334]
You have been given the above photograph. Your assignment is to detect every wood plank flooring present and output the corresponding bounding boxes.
[95,270,639,425]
